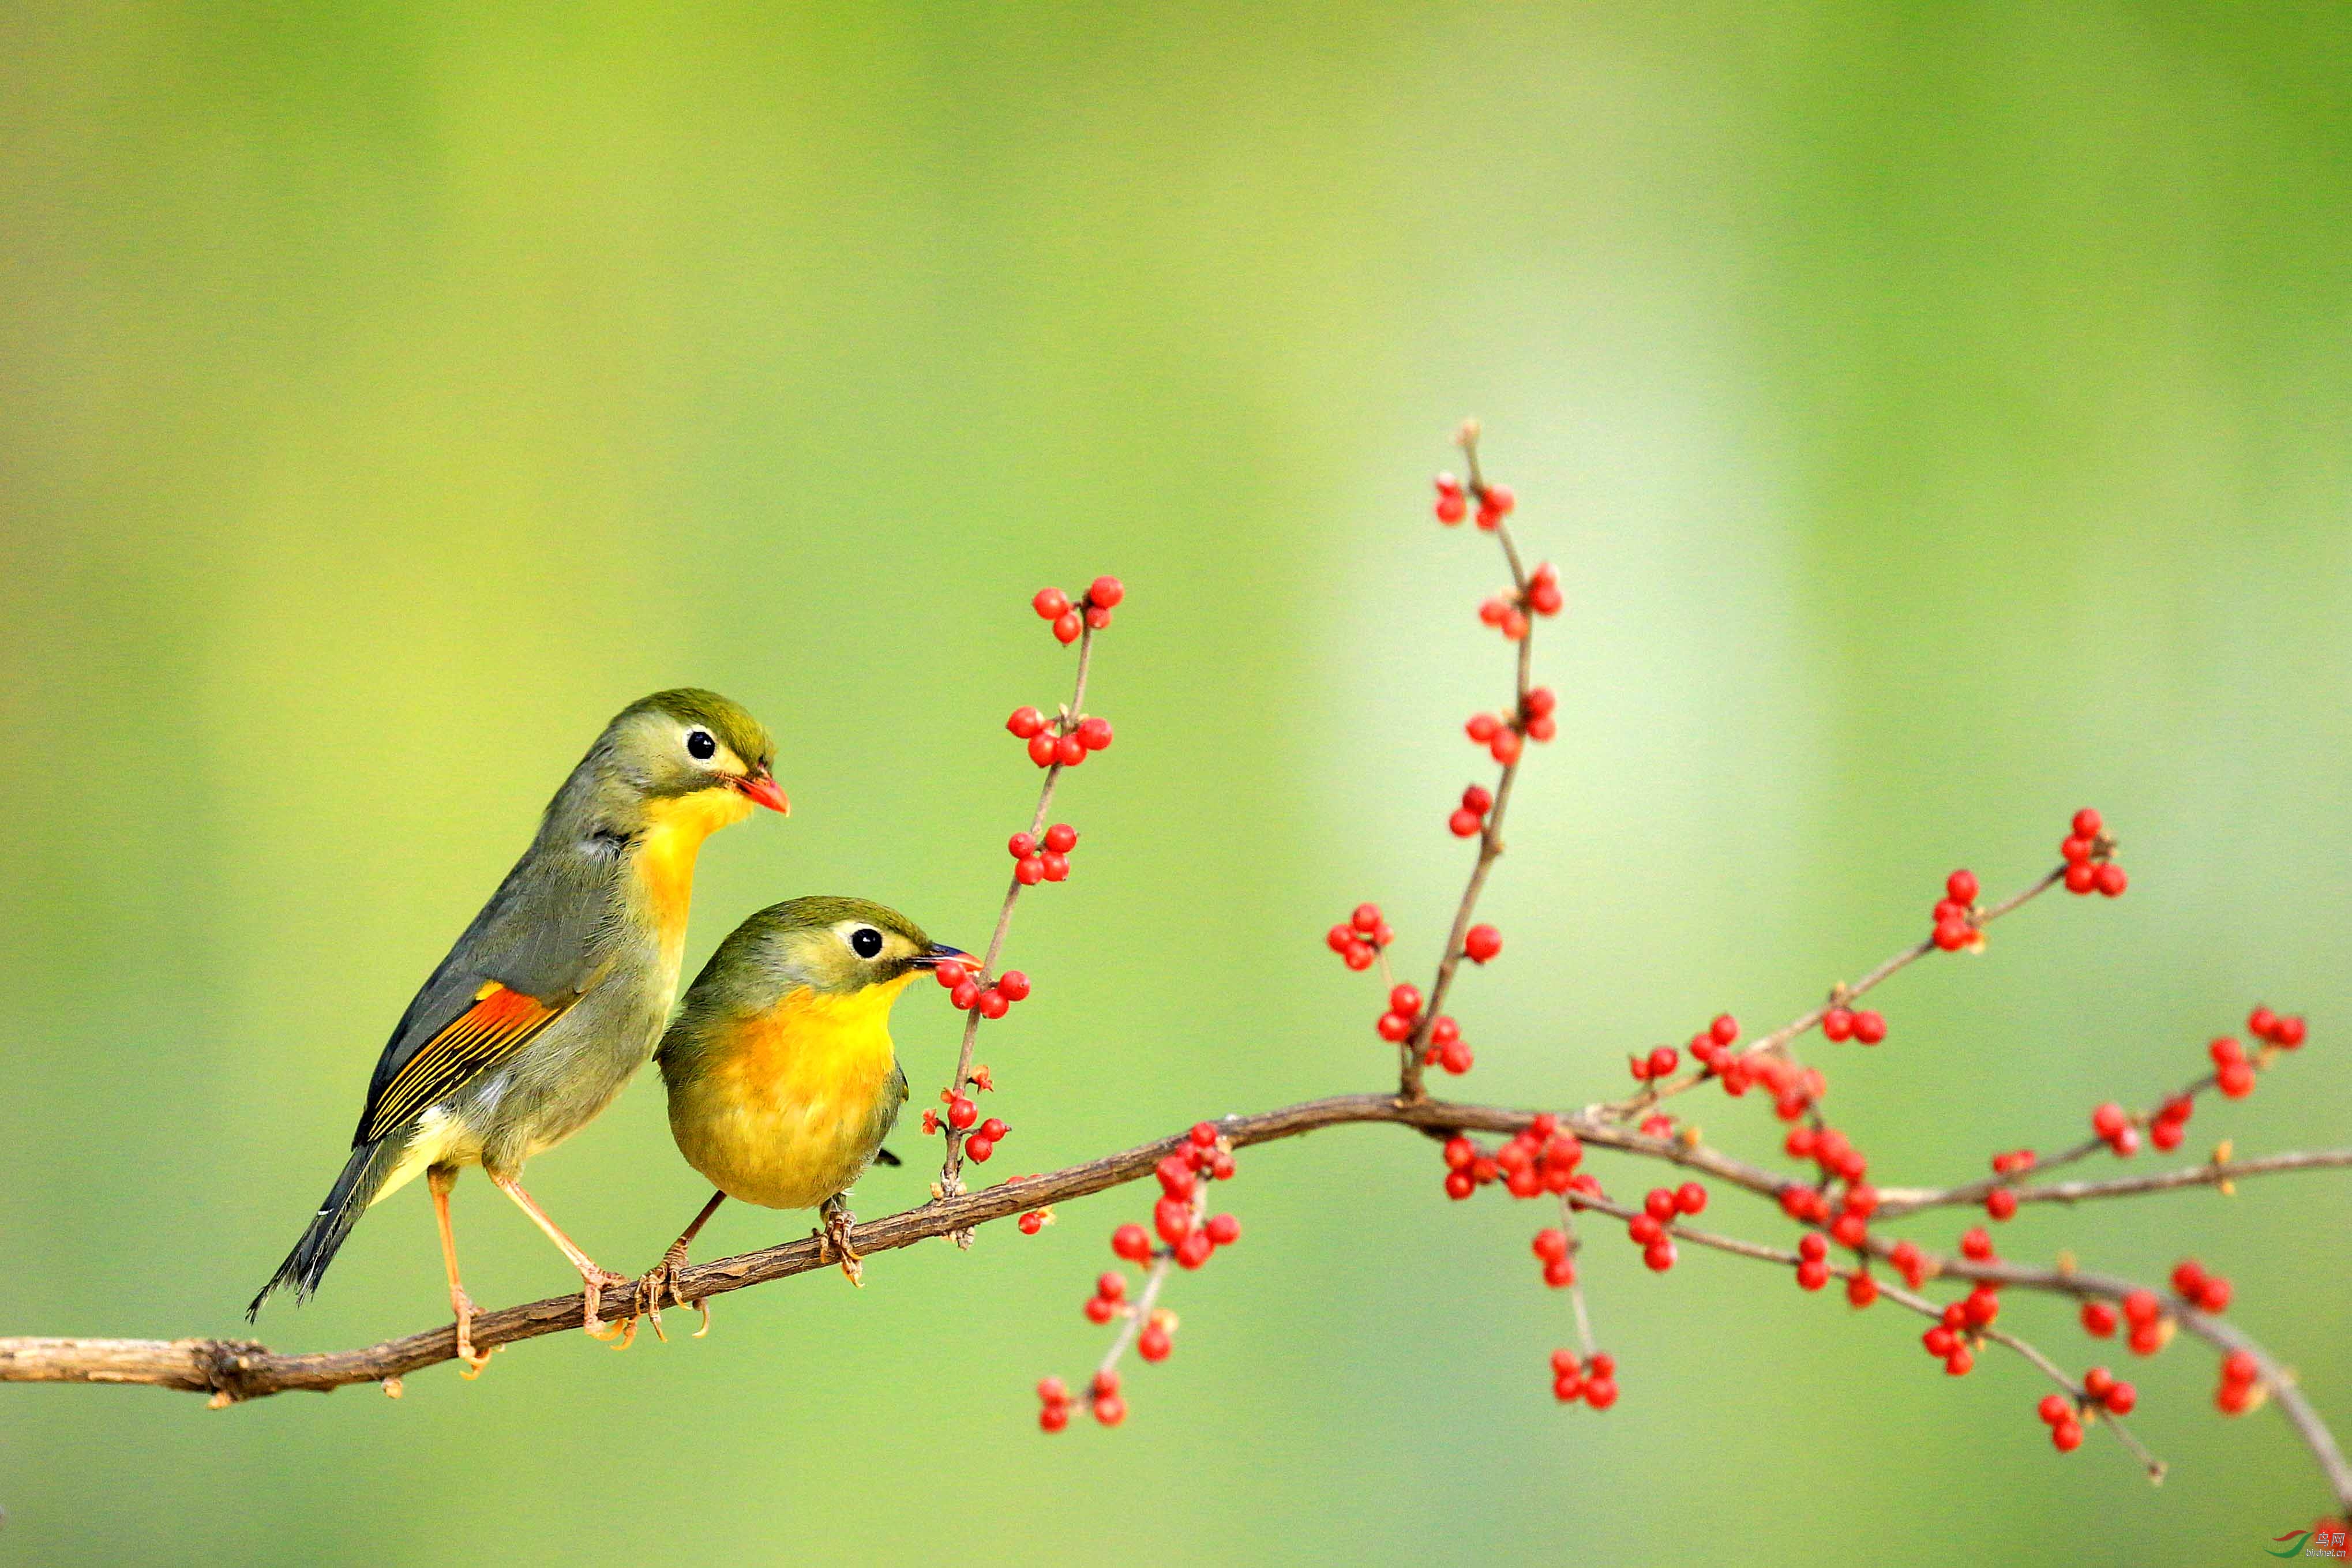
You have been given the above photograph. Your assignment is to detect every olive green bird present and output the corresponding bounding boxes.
[246,689,787,1370]
[631,897,966,1336]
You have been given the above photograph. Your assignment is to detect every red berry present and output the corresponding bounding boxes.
[1055,733,1086,766]
[1026,733,1059,768]
[2218,1060,2256,1098]
[2072,808,2102,838]
[1053,610,1083,644]
[1476,484,1516,527]
[1449,808,1483,837]
[1643,1239,1676,1273]
[1846,1273,1879,1308]
[1093,1395,1126,1427]
[2276,1015,2306,1048]
[1351,903,1383,934]
[1533,1228,1570,1263]
[996,970,1031,1003]
[1795,1259,1829,1291]
[2064,861,2098,894]
[1083,1296,1115,1324]
[2080,1301,2117,1338]
[1541,1258,1575,1288]
[1039,851,1069,881]
[1646,1045,1679,1079]
[1032,588,1070,620]
[1464,925,1503,963]
[1112,1224,1151,1262]
[1851,1010,1887,1045]
[1015,856,1045,886]
[2095,863,2127,898]
[1175,1231,1212,1269]
[1190,1121,1220,1149]
[1006,707,1046,738]
[947,1096,978,1130]
[1945,1348,1975,1376]
[1201,1212,1238,1247]
[1821,1007,1854,1042]
[2090,1102,2128,1138]
[1136,1324,1171,1363]
[1986,1188,2018,1222]
[1708,1014,1738,1046]
[1039,1404,1070,1432]
[1675,1182,1708,1216]
[1490,729,1523,765]
[1044,822,1078,853]
[1389,984,1423,1016]
[934,961,967,989]
[1582,1378,1618,1410]
[976,989,1009,1020]
[2038,1392,2072,1426]
[2051,1418,2083,1451]
[1087,575,1124,609]
[1076,715,1113,751]
[2105,1381,2137,1415]
[1342,943,1374,971]
[2222,1350,2259,1384]
[965,1135,995,1162]
[1438,1040,1473,1075]
[1946,869,1979,905]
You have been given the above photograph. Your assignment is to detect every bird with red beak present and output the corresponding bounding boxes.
[247,688,788,1371]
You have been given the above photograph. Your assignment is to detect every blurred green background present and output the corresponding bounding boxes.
[3,5,2347,1565]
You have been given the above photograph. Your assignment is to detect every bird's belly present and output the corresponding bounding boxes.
[674,1032,901,1211]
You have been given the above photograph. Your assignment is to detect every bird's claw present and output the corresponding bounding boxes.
[451,1288,494,1379]
[631,1241,710,1342]
[819,1203,865,1288]
[579,1266,633,1343]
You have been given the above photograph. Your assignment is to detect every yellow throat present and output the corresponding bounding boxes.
[635,787,755,970]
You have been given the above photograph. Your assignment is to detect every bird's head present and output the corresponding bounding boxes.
[598,688,788,818]
[713,896,970,1000]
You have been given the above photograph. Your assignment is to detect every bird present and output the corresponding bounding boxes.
[632,896,966,1337]
[246,688,788,1371]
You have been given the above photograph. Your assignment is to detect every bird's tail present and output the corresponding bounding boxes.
[246,1137,406,1321]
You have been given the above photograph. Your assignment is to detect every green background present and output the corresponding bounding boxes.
[4,6,2347,1565]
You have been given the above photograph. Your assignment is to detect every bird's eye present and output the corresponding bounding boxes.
[685,728,717,762]
[849,926,884,959]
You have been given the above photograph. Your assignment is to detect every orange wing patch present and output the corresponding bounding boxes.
[363,982,568,1140]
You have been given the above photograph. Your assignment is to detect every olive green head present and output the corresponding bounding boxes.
[590,688,787,813]
[684,896,969,1004]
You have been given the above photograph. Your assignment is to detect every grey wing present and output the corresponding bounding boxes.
[352,836,620,1145]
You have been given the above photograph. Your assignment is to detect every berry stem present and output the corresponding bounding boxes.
[937,614,1103,1240]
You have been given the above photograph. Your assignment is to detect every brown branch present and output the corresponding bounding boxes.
[936,607,1102,1237]
[1872,1148,2352,1217]
[1405,419,1532,1100]
[6,1091,2338,1404]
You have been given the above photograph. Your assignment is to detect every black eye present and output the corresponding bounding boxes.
[685,728,717,761]
[849,926,884,959]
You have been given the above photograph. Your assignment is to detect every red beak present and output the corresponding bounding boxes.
[734,770,790,815]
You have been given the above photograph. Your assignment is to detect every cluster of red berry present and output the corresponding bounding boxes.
[1005,704,1114,768]
[1919,1256,2006,1377]
[1550,1348,1618,1411]
[1476,564,1565,642]
[2038,1368,2137,1453]
[921,1083,1013,1163]
[1433,472,1515,530]
[1820,1003,1890,1046]
[932,958,1031,1023]
[2059,808,2128,896]
[2215,1349,2265,1416]
[1036,1372,1122,1431]
[1323,902,1396,972]
[1448,783,1495,839]
[1931,869,1983,952]
[1129,1124,1240,1269]
[1007,822,1079,886]
[1625,1183,1708,1273]
[1440,1114,1583,1202]
[1030,575,1126,646]
[2170,1257,2234,1316]
[1464,689,1558,764]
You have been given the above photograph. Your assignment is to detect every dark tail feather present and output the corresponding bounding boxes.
[246,1138,405,1321]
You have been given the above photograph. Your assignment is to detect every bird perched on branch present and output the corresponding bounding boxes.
[246,689,787,1370]
[633,897,965,1336]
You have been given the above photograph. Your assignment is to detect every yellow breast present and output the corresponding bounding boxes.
[673,976,913,1210]
[632,787,755,979]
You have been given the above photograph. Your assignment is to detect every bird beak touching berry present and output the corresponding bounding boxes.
[731,770,790,815]
[913,943,973,971]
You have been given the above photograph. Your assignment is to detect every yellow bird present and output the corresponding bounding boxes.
[634,896,966,1332]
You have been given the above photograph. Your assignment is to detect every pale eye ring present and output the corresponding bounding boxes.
[849,926,884,960]
[685,727,717,761]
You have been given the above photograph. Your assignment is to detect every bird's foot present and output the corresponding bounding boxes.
[819,1201,864,1287]
[451,1287,493,1379]
[579,1265,635,1344]
[632,1240,710,1343]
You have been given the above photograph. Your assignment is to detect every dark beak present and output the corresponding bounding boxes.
[912,943,973,971]
[732,769,790,815]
